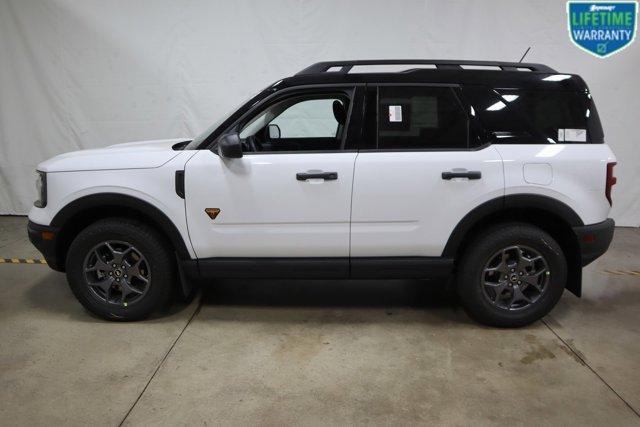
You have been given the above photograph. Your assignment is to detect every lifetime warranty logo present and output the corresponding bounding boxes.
[567,1,638,57]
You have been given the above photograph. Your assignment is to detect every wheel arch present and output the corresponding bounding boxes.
[51,193,192,271]
[443,194,584,296]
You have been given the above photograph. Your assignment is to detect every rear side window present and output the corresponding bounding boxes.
[462,86,604,144]
[376,86,469,149]
[497,90,604,143]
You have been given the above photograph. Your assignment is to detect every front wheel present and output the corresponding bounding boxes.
[456,223,567,327]
[66,218,175,321]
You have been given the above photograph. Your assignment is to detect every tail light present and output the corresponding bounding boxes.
[605,162,617,206]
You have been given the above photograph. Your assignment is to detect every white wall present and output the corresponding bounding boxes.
[1,0,638,225]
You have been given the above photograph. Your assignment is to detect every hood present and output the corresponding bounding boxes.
[38,138,190,173]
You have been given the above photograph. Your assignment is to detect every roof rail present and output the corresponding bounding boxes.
[296,59,556,75]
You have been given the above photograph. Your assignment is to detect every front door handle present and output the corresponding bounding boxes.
[441,170,482,180]
[296,172,338,181]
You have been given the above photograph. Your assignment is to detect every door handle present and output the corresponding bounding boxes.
[441,170,482,180]
[296,172,338,181]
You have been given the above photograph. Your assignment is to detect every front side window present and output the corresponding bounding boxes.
[239,93,350,152]
[376,86,469,149]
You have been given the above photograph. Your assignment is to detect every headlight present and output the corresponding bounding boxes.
[34,171,47,208]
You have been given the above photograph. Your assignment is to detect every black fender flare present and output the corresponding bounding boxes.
[442,194,583,258]
[51,193,192,259]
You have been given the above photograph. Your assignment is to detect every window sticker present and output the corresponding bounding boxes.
[558,128,587,142]
[564,128,587,142]
[389,105,403,122]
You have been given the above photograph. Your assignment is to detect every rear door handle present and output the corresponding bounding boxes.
[441,170,482,180]
[296,172,338,181]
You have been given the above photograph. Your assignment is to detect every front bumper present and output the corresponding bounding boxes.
[27,221,63,271]
[573,218,615,266]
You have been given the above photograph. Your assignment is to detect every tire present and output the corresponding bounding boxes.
[456,222,567,327]
[65,218,175,321]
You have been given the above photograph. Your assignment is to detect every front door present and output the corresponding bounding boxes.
[184,88,359,260]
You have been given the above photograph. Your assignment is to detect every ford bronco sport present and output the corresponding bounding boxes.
[28,60,616,326]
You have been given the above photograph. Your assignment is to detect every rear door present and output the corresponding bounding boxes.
[350,84,504,257]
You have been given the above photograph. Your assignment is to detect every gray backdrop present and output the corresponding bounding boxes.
[1,0,638,225]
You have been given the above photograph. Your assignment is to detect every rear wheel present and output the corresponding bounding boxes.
[456,223,567,327]
[66,218,175,321]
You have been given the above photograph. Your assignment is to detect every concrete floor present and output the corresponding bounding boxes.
[1,216,639,426]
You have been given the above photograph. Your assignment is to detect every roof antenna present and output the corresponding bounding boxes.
[518,46,532,63]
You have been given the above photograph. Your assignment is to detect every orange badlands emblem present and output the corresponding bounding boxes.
[204,208,221,220]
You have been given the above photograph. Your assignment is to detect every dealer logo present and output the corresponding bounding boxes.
[567,1,638,58]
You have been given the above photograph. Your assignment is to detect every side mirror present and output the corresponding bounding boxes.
[268,124,281,140]
[217,132,243,159]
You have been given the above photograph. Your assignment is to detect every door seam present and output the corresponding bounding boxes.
[492,145,506,198]
[348,152,359,260]
[181,150,202,259]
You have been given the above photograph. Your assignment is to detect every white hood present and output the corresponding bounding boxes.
[38,138,190,173]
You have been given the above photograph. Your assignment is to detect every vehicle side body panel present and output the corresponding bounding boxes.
[494,144,616,225]
[29,151,197,258]
[350,146,504,257]
[184,149,357,258]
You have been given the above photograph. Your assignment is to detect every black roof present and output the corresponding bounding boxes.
[276,60,587,92]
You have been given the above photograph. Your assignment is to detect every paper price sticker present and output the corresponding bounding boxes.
[389,105,403,122]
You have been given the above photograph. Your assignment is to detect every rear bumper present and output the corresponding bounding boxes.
[573,218,615,266]
[27,221,64,271]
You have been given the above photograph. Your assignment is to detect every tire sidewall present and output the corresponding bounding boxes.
[457,224,567,327]
[66,219,174,321]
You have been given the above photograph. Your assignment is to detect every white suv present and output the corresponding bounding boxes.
[28,60,617,326]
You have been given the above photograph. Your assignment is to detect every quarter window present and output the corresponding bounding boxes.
[496,90,604,143]
[463,86,605,144]
[376,86,469,149]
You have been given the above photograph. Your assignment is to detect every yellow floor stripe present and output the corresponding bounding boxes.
[0,258,47,265]
[603,269,640,277]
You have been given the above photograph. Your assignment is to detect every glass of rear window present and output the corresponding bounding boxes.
[495,89,604,144]
[376,86,469,150]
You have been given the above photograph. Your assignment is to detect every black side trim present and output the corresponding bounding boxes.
[182,256,454,281]
[27,221,63,271]
[350,257,453,279]
[196,258,349,279]
[51,193,191,259]
[175,170,185,199]
[573,218,615,266]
